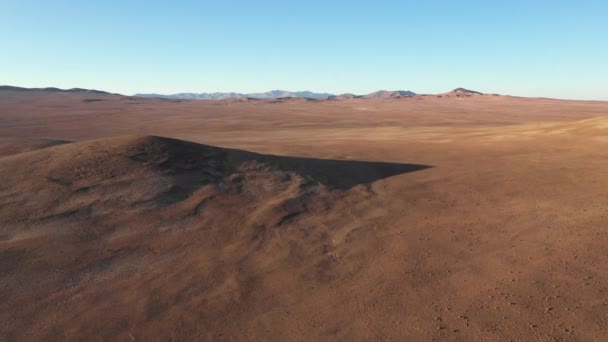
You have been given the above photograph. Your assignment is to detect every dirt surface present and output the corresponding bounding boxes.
[2,90,608,341]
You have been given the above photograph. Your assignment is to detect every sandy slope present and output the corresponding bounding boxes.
[2,90,608,340]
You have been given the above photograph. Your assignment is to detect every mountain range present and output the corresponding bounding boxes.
[135,89,418,100]
[0,85,488,100]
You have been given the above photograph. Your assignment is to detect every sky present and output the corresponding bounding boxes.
[1,0,607,99]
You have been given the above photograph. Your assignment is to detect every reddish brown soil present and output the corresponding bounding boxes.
[2,90,608,341]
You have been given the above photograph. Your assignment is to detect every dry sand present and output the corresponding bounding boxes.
[2,90,608,340]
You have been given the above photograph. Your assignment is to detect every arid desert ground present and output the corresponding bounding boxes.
[2,88,608,341]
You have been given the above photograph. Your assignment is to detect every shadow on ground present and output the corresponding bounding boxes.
[257,154,431,190]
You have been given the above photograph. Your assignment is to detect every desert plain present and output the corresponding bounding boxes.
[2,87,608,341]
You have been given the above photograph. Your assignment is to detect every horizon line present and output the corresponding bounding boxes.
[1,84,607,102]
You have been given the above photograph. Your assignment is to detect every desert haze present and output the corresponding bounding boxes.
[3,86,608,341]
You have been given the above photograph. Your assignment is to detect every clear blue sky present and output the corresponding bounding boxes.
[2,0,607,99]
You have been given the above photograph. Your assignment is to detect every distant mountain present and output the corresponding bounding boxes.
[328,93,361,100]
[144,92,248,100]
[0,85,113,95]
[363,90,416,99]
[135,90,335,100]
[136,90,421,100]
[248,90,334,99]
[440,88,484,97]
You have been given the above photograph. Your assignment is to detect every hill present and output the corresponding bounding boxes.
[439,87,485,97]
[0,85,114,95]
[0,135,428,340]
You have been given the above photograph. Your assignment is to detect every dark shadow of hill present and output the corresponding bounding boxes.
[121,136,432,191]
[236,153,431,190]
[111,136,431,191]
